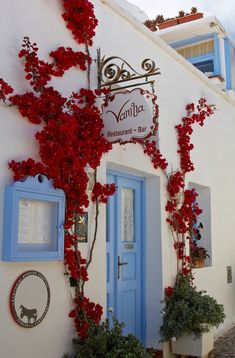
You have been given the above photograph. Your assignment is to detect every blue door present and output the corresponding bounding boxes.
[106,172,145,341]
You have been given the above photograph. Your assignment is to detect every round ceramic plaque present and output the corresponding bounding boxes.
[10,270,50,328]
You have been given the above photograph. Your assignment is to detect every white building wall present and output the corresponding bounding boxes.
[0,0,234,357]
[95,0,235,344]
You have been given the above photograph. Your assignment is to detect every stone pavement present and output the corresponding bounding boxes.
[209,327,235,358]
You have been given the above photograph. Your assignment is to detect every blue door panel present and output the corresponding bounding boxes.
[121,290,136,335]
[106,173,116,318]
[106,172,144,341]
[122,253,136,280]
[106,253,110,282]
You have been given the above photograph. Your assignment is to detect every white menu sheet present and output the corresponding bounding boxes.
[18,200,54,244]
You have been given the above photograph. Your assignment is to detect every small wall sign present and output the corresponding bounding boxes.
[75,213,88,242]
[10,271,50,328]
[2,174,65,261]
[227,266,232,283]
[101,88,158,143]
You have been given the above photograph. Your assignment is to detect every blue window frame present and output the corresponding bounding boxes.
[2,174,65,262]
[170,33,221,77]
[224,37,235,90]
[190,57,214,73]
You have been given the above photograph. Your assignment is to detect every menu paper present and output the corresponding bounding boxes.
[18,200,53,244]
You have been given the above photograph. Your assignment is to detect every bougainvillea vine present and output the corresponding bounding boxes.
[139,98,215,276]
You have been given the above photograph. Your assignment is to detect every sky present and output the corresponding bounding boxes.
[127,0,235,37]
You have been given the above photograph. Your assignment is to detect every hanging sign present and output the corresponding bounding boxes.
[101,88,158,143]
[10,271,50,328]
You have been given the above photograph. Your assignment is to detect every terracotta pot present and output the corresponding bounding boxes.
[178,12,203,24]
[157,13,203,30]
[191,258,205,268]
[158,19,179,30]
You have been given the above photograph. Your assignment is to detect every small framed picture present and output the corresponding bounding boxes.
[75,213,88,242]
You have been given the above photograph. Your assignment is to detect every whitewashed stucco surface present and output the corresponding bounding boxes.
[0,1,235,357]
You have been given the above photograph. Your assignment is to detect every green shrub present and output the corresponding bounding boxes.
[63,316,151,358]
[160,273,225,341]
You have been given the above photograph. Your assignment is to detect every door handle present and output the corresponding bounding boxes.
[118,256,128,279]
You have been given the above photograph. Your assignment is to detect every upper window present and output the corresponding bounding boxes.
[177,40,213,59]
[171,33,221,78]
[193,59,214,73]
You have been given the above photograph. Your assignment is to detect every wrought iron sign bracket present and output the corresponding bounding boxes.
[97,49,160,92]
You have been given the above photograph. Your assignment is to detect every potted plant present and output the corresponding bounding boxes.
[160,273,225,356]
[190,222,210,268]
[63,315,152,358]
[144,7,203,31]
[190,244,210,268]
[177,9,203,25]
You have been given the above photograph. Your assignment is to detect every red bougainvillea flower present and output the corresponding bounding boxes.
[165,286,174,298]
[165,98,214,278]
[141,139,168,170]
[0,79,13,101]
[62,0,98,46]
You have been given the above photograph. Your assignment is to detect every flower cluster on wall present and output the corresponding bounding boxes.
[138,99,214,277]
